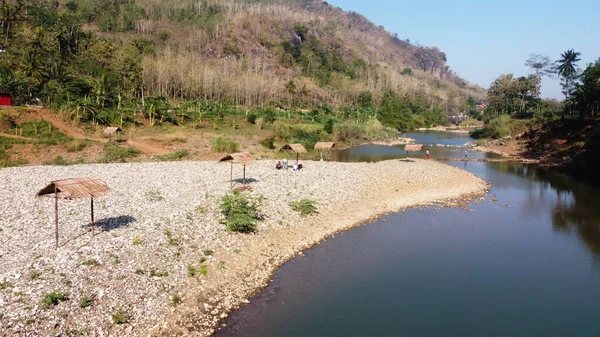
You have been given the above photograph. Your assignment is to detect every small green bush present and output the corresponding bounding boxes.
[155,150,189,161]
[111,308,129,325]
[365,119,384,137]
[82,259,100,267]
[199,264,208,276]
[260,136,276,149]
[202,249,213,256]
[272,121,290,139]
[66,139,90,152]
[220,191,262,233]
[79,295,93,308]
[98,144,140,163]
[149,269,169,277]
[41,291,66,309]
[211,137,239,153]
[187,264,196,277]
[334,124,362,142]
[323,119,335,134]
[171,294,181,306]
[289,199,319,216]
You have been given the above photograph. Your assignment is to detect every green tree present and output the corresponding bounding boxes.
[556,49,581,101]
[572,59,600,119]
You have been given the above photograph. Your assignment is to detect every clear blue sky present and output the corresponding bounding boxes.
[326,0,600,100]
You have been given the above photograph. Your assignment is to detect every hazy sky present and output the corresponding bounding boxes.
[326,0,600,99]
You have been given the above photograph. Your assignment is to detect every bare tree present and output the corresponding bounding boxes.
[525,54,554,98]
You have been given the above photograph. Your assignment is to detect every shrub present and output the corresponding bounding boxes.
[211,137,239,153]
[289,199,319,216]
[149,269,169,277]
[66,139,90,152]
[79,296,93,309]
[199,264,208,276]
[41,291,66,309]
[260,136,276,149]
[82,259,100,267]
[255,117,264,130]
[471,115,512,139]
[187,264,196,277]
[98,144,140,163]
[246,113,258,124]
[273,121,290,139]
[132,233,143,245]
[364,119,384,137]
[289,127,321,150]
[111,308,129,325]
[171,294,181,306]
[220,191,262,233]
[202,249,213,256]
[334,124,362,142]
[155,150,189,161]
[323,119,334,134]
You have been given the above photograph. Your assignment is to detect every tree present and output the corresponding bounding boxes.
[556,49,581,101]
[487,74,538,116]
[525,54,554,98]
[571,59,600,119]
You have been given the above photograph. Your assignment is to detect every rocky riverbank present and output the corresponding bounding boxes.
[0,160,488,336]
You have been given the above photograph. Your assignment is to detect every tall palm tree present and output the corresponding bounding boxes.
[556,49,581,100]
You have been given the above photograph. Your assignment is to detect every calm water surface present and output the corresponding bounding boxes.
[217,132,600,337]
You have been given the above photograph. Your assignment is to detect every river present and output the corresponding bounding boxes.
[216,131,600,337]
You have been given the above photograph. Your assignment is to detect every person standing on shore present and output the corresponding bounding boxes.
[464,148,468,158]
[426,149,430,160]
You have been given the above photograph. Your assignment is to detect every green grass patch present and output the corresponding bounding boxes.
[155,150,189,161]
[98,144,140,163]
[211,137,239,153]
[289,199,319,216]
[43,156,85,166]
[66,139,92,152]
[111,308,130,325]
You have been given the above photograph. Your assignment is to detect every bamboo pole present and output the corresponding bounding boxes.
[54,185,58,249]
[243,165,246,185]
[230,162,233,189]
[90,197,95,233]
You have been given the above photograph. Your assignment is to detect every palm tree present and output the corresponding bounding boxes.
[556,49,581,101]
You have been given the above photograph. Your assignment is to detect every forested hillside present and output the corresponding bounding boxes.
[0,0,484,131]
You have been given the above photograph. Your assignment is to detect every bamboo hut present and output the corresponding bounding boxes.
[36,178,111,248]
[314,142,335,161]
[404,144,423,158]
[280,144,307,163]
[219,152,255,189]
[103,127,122,141]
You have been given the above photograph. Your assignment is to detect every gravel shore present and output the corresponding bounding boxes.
[0,159,488,336]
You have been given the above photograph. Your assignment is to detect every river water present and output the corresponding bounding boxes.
[216,131,600,337]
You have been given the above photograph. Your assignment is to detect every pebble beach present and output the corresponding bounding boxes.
[0,159,488,336]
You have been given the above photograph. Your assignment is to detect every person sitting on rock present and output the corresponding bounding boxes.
[276,161,283,170]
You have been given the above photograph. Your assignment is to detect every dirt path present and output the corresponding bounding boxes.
[35,109,98,141]
[126,139,171,155]
[35,109,174,155]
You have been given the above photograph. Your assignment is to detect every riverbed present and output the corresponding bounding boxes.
[217,131,600,337]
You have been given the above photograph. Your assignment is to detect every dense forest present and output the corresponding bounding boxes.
[0,0,485,131]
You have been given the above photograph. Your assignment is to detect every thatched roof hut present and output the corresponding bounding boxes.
[314,142,335,150]
[37,178,111,248]
[280,144,307,163]
[103,127,122,139]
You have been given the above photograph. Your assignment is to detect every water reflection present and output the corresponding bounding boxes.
[486,162,600,257]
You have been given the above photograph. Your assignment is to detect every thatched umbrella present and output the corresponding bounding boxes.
[314,142,335,161]
[404,144,423,158]
[219,152,255,189]
[37,178,111,248]
[280,144,307,164]
[103,127,122,141]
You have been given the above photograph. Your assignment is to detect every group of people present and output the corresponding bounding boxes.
[276,159,303,171]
